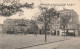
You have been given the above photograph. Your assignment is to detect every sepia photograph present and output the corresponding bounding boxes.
[0,0,80,49]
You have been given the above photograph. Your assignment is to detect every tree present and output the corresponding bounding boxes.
[38,7,58,24]
[27,20,38,34]
[37,6,59,42]
[0,0,34,16]
[60,9,79,37]
[60,14,71,37]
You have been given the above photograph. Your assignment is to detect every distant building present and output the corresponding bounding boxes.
[59,8,79,36]
[3,19,29,34]
[48,15,60,35]
[37,12,61,35]
[37,8,79,36]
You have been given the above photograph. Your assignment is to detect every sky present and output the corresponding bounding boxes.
[0,0,80,24]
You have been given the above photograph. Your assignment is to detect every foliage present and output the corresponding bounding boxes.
[37,7,59,24]
[0,2,34,17]
[27,20,38,31]
[60,14,71,29]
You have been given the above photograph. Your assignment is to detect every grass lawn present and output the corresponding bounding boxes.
[0,34,70,49]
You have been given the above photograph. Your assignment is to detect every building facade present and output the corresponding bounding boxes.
[59,8,79,36]
[3,19,29,34]
[37,8,79,36]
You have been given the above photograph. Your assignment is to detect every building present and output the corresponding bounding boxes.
[3,19,29,34]
[37,8,79,36]
[37,11,61,35]
[3,19,39,34]
[59,8,79,36]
